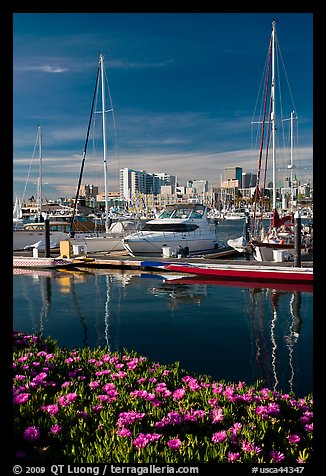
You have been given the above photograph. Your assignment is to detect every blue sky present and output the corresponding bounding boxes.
[13,12,313,200]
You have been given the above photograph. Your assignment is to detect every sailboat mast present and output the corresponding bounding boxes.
[37,125,43,219]
[290,111,294,211]
[271,20,277,211]
[100,54,110,233]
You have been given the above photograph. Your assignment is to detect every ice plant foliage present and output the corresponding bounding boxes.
[13,330,313,463]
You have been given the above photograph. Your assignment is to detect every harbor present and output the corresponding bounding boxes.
[12,14,314,465]
[13,257,313,399]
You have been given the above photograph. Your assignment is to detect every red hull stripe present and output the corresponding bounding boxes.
[164,264,313,284]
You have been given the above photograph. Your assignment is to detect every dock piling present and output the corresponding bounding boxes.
[294,210,301,267]
[44,215,50,258]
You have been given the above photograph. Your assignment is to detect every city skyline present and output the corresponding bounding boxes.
[13,13,313,201]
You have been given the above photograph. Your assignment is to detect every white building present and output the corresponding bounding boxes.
[119,168,176,200]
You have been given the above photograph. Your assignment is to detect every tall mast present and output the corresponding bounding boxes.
[271,20,277,211]
[290,111,295,211]
[100,53,110,233]
[37,125,43,219]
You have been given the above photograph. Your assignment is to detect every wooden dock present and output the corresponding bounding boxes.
[13,248,313,283]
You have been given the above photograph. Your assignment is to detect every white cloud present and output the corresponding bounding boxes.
[13,145,313,199]
[18,65,69,73]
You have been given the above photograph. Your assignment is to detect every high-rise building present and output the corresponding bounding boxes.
[242,172,257,188]
[223,167,243,187]
[193,180,208,194]
[119,168,176,200]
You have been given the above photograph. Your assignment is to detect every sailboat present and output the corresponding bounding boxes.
[13,196,23,223]
[228,21,313,262]
[68,53,139,254]
[13,126,68,250]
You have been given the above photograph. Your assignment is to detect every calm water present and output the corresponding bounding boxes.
[13,220,313,397]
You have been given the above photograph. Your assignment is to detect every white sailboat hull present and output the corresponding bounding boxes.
[69,235,125,253]
[252,242,312,262]
[13,230,68,251]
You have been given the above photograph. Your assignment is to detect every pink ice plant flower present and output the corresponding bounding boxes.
[117,428,132,438]
[227,452,240,462]
[132,433,149,449]
[184,409,206,421]
[270,451,285,463]
[210,407,224,423]
[23,426,40,442]
[288,434,301,444]
[167,438,182,450]
[13,393,30,405]
[172,387,186,400]
[40,404,59,416]
[50,424,62,434]
[212,431,227,443]
[57,392,78,406]
[117,411,145,427]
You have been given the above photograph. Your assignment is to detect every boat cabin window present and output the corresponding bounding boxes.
[22,224,44,231]
[142,223,199,232]
[159,206,205,219]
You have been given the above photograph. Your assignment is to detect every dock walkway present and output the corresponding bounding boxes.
[13,248,313,270]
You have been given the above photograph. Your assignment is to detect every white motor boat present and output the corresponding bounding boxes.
[123,203,219,257]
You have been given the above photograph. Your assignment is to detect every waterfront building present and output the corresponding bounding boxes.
[119,167,176,200]
[223,166,243,187]
[80,184,98,198]
[242,172,257,188]
[193,180,208,194]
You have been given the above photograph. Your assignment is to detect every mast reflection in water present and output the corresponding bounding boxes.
[13,268,312,397]
[247,288,306,395]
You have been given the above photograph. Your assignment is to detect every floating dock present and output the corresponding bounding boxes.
[13,248,313,291]
[13,256,75,269]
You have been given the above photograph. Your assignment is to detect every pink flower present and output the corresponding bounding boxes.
[173,387,186,400]
[212,431,227,443]
[117,428,132,438]
[267,403,280,415]
[288,434,301,444]
[50,424,62,434]
[227,452,240,462]
[23,426,40,442]
[57,392,78,406]
[102,383,116,392]
[40,404,59,416]
[212,383,223,394]
[13,393,30,405]
[304,423,313,432]
[147,433,162,442]
[167,438,182,450]
[132,433,149,448]
[270,451,285,463]
[14,375,26,381]
[210,407,224,423]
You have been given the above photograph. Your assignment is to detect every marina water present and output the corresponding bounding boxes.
[13,220,313,398]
